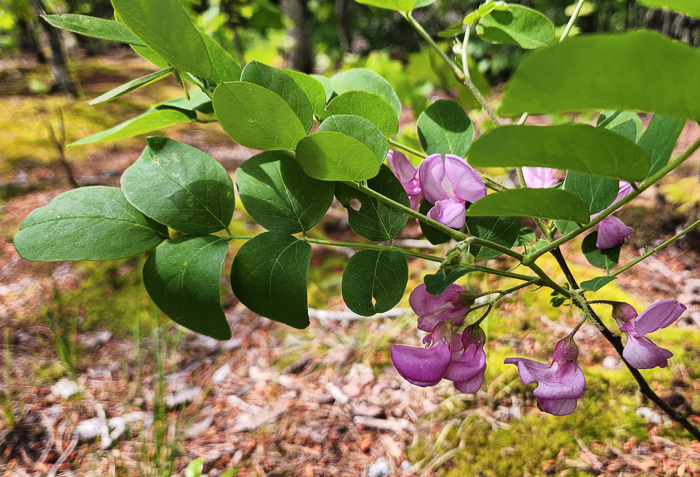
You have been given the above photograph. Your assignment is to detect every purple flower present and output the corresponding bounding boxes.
[443,324,487,393]
[391,323,487,393]
[387,150,422,210]
[504,337,586,416]
[391,322,453,386]
[596,215,634,249]
[523,167,559,189]
[418,154,486,229]
[613,300,687,369]
[593,181,635,250]
[409,283,472,332]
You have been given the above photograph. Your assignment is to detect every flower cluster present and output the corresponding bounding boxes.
[391,285,485,391]
[391,280,686,417]
[522,166,634,250]
[387,150,486,229]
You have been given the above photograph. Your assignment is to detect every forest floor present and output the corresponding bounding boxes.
[1,52,700,477]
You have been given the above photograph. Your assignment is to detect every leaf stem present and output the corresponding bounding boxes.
[613,217,700,277]
[387,138,427,158]
[559,0,587,41]
[341,180,467,241]
[303,237,443,263]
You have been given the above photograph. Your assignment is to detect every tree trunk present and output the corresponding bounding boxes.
[29,0,77,95]
[17,18,47,64]
[336,0,352,55]
[280,0,314,73]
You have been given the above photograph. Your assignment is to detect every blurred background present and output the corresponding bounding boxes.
[1,1,700,476]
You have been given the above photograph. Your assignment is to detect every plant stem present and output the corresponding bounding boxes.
[469,278,542,312]
[550,247,700,442]
[613,218,700,277]
[403,11,500,126]
[341,180,467,241]
[560,0,587,41]
[303,237,443,262]
[388,138,426,158]
[526,135,700,262]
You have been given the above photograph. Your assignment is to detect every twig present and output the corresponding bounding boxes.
[46,108,79,188]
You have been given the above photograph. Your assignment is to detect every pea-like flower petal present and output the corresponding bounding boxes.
[622,333,674,369]
[387,150,422,210]
[409,284,470,332]
[522,167,559,189]
[596,215,634,249]
[505,337,585,416]
[391,341,452,386]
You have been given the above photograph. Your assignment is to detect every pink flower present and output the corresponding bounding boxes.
[613,300,687,369]
[504,337,586,416]
[391,322,453,386]
[443,324,487,393]
[391,323,487,393]
[596,215,634,249]
[387,150,422,210]
[522,167,559,189]
[409,283,472,332]
[593,181,634,250]
[418,154,486,229]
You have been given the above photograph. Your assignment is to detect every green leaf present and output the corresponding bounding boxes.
[475,4,555,49]
[424,269,468,295]
[334,165,409,241]
[580,275,617,292]
[418,198,451,245]
[14,186,167,261]
[638,0,700,19]
[131,44,170,69]
[213,81,307,150]
[284,70,326,117]
[414,0,437,7]
[331,68,402,120]
[467,189,590,222]
[417,100,474,156]
[112,0,211,78]
[230,232,311,329]
[468,124,649,182]
[554,220,578,236]
[200,31,241,83]
[466,216,521,259]
[500,31,700,121]
[639,116,685,177]
[563,172,618,215]
[121,137,235,235]
[185,458,204,477]
[241,61,313,133]
[155,91,213,114]
[236,151,334,233]
[310,74,333,103]
[88,67,174,105]
[69,109,194,147]
[597,110,643,142]
[581,232,621,270]
[517,227,537,247]
[341,250,408,316]
[354,0,414,12]
[143,236,231,340]
[323,91,399,137]
[295,132,381,181]
[42,14,145,45]
[318,115,388,164]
